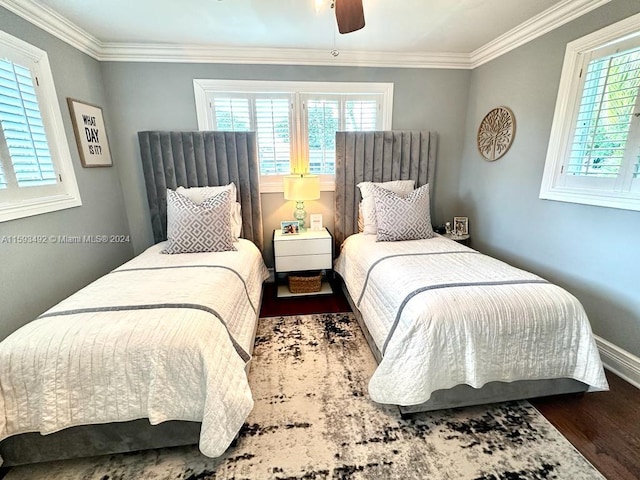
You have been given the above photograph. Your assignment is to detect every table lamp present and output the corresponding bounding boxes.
[283,174,320,230]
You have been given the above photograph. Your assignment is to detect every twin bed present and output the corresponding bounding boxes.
[0,130,608,467]
[332,131,608,413]
[0,131,268,466]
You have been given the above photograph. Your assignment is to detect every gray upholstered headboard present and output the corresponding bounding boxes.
[334,131,437,246]
[138,131,264,251]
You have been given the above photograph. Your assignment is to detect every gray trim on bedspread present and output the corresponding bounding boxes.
[114,265,258,314]
[38,303,251,362]
[382,279,551,355]
[138,131,263,251]
[334,131,438,247]
[356,250,479,306]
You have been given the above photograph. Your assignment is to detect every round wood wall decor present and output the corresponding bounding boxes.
[477,106,515,161]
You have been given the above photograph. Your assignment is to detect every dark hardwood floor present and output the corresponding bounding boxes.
[531,371,640,480]
[259,280,351,317]
[261,282,640,480]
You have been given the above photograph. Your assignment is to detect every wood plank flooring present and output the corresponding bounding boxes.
[261,282,640,480]
[530,371,640,480]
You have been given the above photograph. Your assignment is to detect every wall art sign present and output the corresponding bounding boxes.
[477,106,515,161]
[67,98,113,167]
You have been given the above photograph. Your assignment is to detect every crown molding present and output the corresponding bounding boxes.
[470,0,612,68]
[0,0,102,59]
[1,0,612,69]
[98,43,471,69]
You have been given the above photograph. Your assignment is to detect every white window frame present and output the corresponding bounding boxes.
[540,12,640,211]
[193,79,393,192]
[0,30,81,222]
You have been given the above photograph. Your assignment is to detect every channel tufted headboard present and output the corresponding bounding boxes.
[333,130,438,246]
[138,131,264,251]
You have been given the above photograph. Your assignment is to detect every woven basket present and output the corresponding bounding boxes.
[288,272,322,294]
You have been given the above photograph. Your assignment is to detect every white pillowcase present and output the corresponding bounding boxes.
[176,184,242,241]
[357,180,415,235]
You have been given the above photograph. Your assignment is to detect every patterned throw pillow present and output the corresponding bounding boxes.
[357,180,415,235]
[372,183,435,242]
[162,188,237,254]
[176,184,242,241]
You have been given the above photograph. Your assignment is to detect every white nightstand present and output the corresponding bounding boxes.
[273,228,333,297]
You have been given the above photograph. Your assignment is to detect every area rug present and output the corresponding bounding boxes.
[4,313,604,479]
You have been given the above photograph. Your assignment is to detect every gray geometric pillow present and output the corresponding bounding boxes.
[372,183,435,242]
[162,188,236,254]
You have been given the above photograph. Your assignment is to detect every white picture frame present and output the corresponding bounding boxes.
[67,98,113,167]
[453,216,469,235]
[280,220,300,235]
[309,213,323,231]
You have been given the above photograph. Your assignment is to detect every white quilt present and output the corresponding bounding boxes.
[335,234,609,406]
[0,239,268,463]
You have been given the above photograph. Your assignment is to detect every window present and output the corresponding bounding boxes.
[540,13,640,211]
[0,31,81,222]
[194,80,393,192]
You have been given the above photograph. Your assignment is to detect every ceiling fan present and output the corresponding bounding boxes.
[331,0,365,34]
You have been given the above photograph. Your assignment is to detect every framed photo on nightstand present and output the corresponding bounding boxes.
[453,216,468,235]
[309,214,323,231]
[281,220,300,235]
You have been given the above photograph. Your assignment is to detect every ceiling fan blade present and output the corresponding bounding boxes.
[334,0,365,34]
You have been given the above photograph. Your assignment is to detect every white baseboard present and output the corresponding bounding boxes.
[595,335,640,389]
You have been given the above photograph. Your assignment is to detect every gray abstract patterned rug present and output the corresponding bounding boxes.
[5,313,604,480]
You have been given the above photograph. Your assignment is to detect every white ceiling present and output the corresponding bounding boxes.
[2,0,611,68]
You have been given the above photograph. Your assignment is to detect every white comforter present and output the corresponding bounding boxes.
[0,239,268,463]
[335,234,608,406]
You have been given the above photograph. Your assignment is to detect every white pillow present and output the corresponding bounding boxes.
[176,184,242,241]
[357,180,415,235]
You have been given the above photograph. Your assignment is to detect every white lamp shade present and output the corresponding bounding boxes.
[283,174,320,201]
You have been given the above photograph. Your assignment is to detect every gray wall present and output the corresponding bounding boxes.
[100,63,470,262]
[0,9,133,340]
[458,0,640,357]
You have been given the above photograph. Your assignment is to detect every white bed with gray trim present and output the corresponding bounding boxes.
[0,239,268,465]
[0,131,268,466]
[333,130,608,413]
[335,233,608,408]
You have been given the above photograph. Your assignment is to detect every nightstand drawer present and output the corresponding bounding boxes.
[275,253,332,272]
[273,238,331,257]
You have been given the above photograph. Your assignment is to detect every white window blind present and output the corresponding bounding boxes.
[194,79,393,191]
[567,47,640,180]
[304,95,381,175]
[0,30,81,222]
[0,59,56,189]
[211,94,292,176]
[255,97,291,175]
[540,14,640,211]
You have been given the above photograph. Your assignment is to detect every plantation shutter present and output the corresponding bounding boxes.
[211,97,251,131]
[303,94,382,175]
[0,58,56,188]
[254,97,291,175]
[564,44,640,191]
[345,98,379,131]
[306,98,339,175]
[210,94,292,176]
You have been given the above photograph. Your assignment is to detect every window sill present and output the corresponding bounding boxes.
[539,188,640,212]
[260,175,335,194]
[0,193,82,223]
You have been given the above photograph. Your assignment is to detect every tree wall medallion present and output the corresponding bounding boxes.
[477,106,515,161]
